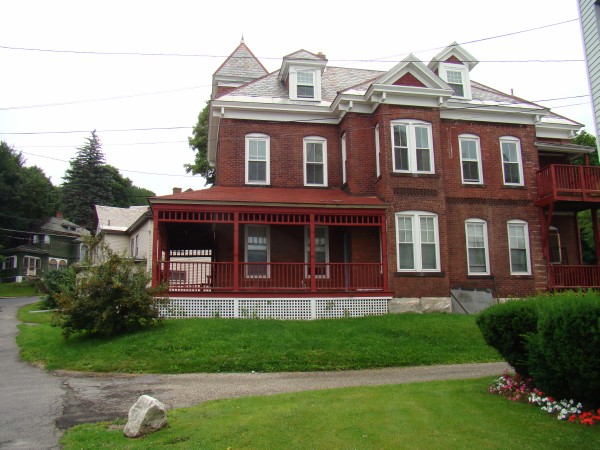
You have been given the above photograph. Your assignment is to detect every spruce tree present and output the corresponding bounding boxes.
[62,131,112,227]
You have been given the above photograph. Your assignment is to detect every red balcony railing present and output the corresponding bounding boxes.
[537,165,600,204]
[158,261,385,294]
[548,264,600,289]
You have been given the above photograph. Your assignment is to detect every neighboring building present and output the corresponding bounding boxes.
[579,0,600,140]
[148,40,599,319]
[0,214,89,282]
[94,205,153,272]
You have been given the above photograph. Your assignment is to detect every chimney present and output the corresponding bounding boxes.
[173,187,182,194]
[55,211,63,219]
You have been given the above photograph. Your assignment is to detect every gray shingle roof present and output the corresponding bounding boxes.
[95,205,149,232]
[214,43,268,79]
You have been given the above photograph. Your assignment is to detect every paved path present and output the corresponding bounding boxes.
[0,296,510,449]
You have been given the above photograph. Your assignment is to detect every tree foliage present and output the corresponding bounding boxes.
[185,103,215,186]
[61,131,113,227]
[0,141,57,239]
[52,244,163,339]
[105,165,155,207]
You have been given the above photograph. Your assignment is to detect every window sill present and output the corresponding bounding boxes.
[503,185,526,190]
[390,172,439,178]
[509,274,533,279]
[245,183,270,187]
[461,183,486,188]
[467,275,494,279]
[394,271,445,277]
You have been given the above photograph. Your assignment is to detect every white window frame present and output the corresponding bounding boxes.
[465,219,490,275]
[375,124,381,177]
[507,220,531,275]
[395,211,440,272]
[500,136,524,187]
[459,134,483,184]
[439,63,472,100]
[304,226,330,278]
[303,136,328,186]
[244,225,270,278]
[289,68,322,101]
[390,120,435,174]
[341,133,347,184]
[2,255,16,270]
[245,134,270,185]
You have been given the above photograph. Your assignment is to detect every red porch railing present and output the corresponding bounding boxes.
[159,261,384,294]
[548,264,600,289]
[537,164,600,204]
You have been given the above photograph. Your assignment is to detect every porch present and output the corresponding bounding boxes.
[150,187,391,303]
[537,164,600,290]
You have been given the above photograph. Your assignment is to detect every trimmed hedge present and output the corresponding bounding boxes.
[477,291,600,409]
[476,299,539,377]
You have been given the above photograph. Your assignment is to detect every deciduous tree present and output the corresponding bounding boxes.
[185,103,215,185]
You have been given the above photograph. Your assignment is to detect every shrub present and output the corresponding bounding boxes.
[526,291,600,409]
[40,268,76,309]
[476,299,539,377]
[53,249,163,339]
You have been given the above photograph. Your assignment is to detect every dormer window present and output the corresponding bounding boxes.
[439,63,471,100]
[297,71,315,99]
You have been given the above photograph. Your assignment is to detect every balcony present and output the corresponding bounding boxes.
[537,164,600,207]
[548,264,600,290]
[158,261,385,295]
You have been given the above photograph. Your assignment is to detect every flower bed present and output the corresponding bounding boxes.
[489,372,600,425]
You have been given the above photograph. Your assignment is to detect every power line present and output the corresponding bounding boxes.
[0,126,191,136]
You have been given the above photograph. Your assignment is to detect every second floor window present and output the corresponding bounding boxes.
[391,120,434,174]
[304,137,327,186]
[501,137,524,186]
[297,71,315,99]
[459,135,482,184]
[375,124,381,177]
[245,134,270,185]
[341,133,347,184]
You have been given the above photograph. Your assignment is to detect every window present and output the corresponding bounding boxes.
[169,271,186,283]
[130,238,135,257]
[2,256,16,270]
[135,234,139,258]
[44,235,51,244]
[49,258,58,271]
[439,63,471,99]
[245,134,270,185]
[341,133,347,184]
[465,219,490,275]
[459,135,482,184]
[304,137,327,186]
[304,226,329,278]
[297,71,315,99]
[508,220,531,275]
[245,225,270,277]
[391,120,434,174]
[375,124,381,177]
[32,235,39,244]
[500,137,524,186]
[395,211,440,272]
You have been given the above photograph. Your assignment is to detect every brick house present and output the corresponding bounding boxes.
[149,40,599,318]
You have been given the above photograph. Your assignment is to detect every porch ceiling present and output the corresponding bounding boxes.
[163,222,215,250]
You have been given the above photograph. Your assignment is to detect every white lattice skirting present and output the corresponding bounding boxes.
[158,297,390,320]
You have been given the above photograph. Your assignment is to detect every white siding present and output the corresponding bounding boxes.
[580,0,600,140]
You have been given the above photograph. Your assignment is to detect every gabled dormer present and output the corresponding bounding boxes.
[279,50,328,102]
[428,42,478,100]
[212,39,268,99]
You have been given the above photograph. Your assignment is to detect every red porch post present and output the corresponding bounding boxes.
[309,214,316,292]
[233,212,240,292]
[380,214,389,291]
[152,209,160,287]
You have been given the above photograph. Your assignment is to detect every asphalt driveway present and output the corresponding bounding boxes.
[0,296,509,450]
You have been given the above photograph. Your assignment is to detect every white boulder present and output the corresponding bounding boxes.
[124,395,168,438]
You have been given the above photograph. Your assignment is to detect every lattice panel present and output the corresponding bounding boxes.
[315,298,388,319]
[158,297,390,320]
[159,298,235,318]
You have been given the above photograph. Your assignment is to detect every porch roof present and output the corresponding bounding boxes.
[150,186,387,209]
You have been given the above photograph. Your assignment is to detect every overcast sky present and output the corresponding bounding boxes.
[0,0,593,197]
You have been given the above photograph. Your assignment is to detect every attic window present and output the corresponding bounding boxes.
[439,63,471,100]
[297,71,315,98]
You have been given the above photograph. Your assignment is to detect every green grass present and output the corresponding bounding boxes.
[0,282,40,298]
[16,300,53,325]
[17,313,501,373]
[61,377,600,449]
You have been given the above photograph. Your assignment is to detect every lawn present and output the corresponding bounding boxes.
[0,282,40,298]
[17,305,501,373]
[61,377,600,449]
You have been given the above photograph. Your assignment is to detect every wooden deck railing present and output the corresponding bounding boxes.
[548,264,600,289]
[158,261,384,293]
[537,165,600,202]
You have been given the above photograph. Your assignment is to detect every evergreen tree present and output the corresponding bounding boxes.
[62,131,112,227]
[185,102,215,186]
[105,165,155,206]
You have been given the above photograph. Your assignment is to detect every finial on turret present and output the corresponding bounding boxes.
[241,34,245,44]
